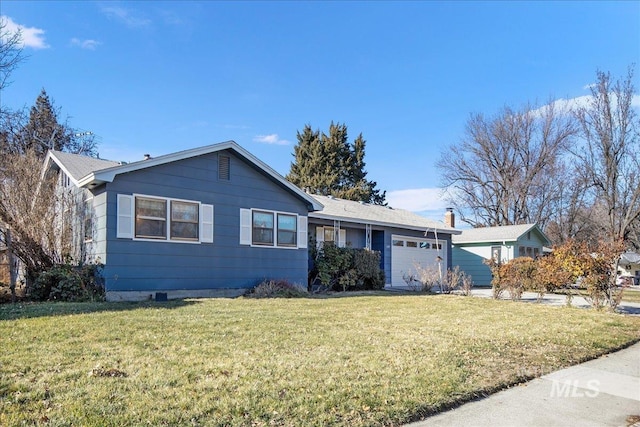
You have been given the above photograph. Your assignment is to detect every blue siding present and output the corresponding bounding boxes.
[371,230,385,271]
[102,150,310,293]
[308,223,454,286]
[452,246,493,286]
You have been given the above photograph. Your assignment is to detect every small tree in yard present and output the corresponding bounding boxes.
[409,264,440,293]
[0,150,75,286]
[441,266,473,294]
[535,250,574,303]
[489,257,537,301]
[489,239,626,309]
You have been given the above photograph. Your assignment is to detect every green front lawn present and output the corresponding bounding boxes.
[2,295,639,426]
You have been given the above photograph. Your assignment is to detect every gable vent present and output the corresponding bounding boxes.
[218,154,230,180]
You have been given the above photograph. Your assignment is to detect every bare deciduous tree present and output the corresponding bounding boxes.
[0,152,59,278]
[574,67,640,247]
[438,101,577,229]
[0,17,25,92]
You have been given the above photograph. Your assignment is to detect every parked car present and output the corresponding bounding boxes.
[616,275,634,287]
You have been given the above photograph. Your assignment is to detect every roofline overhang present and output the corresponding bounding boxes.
[453,224,551,246]
[452,239,519,245]
[309,212,462,235]
[74,141,323,212]
[43,151,81,187]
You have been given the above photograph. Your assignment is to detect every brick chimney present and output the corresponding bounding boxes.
[444,208,455,228]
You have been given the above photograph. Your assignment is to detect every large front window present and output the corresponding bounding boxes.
[135,197,167,239]
[241,208,301,248]
[117,194,213,243]
[252,211,274,246]
[277,213,297,247]
[171,201,199,241]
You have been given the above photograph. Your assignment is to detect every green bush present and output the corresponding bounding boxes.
[311,243,385,292]
[246,279,308,298]
[29,263,104,302]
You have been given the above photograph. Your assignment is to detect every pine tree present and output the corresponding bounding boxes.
[286,122,386,205]
[20,89,71,158]
[5,89,97,158]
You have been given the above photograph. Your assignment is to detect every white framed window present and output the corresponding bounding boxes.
[315,226,346,248]
[135,197,167,239]
[170,200,199,241]
[277,213,297,247]
[84,197,94,242]
[117,194,213,244]
[252,210,274,246]
[518,246,539,259]
[240,208,307,249]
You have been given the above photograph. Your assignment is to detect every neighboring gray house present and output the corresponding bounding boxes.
[45,141,322,301]
[308,195,460,287]
[618,252,640,286]
[452,223,551,286]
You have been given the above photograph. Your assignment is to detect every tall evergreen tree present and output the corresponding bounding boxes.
[20,89,72,158]
[286,122,386,205]
[2,89,97,158]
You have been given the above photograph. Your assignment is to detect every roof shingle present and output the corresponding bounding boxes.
[309,195,459,234]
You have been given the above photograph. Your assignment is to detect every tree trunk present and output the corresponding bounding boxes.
[7,229,17,303]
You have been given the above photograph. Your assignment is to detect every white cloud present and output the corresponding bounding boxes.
[70,38,101,50]
[386,188,449,212]
[0,15,49,49]
[101,6,151,28]
[253,134,290,145]
[531,93,640,118]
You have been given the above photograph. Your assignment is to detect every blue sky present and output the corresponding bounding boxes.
[1,1,639,221]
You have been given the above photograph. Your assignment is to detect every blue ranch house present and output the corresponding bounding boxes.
[45,142,459,301]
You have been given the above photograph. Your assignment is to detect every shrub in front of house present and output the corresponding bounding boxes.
[311,243,385,292]
[246,279,309,298]
[487,257,537,301]
[29,263,105,302]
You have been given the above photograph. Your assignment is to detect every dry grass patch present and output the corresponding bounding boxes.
[1,295,639,426]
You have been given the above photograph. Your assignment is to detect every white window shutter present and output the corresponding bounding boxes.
[297,216,308,249]
[240,208,251,245]
[338,229,346,248]
[200,204,214,243]
[117,194,134,239]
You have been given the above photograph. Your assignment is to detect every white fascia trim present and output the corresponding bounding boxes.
[453,239,519,245]
[76,141,324,212]
[43,151,82,187]
[309,213,462,235]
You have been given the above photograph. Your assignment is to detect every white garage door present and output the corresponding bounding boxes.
[391,235,447,287]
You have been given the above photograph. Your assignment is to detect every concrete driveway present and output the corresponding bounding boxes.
[468,287,640,316]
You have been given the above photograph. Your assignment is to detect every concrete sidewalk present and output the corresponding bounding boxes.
[407,341,640,427]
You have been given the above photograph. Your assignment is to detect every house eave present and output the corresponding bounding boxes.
[453,238,519,245]
[72,141,322,211]
[309,212,461,235]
